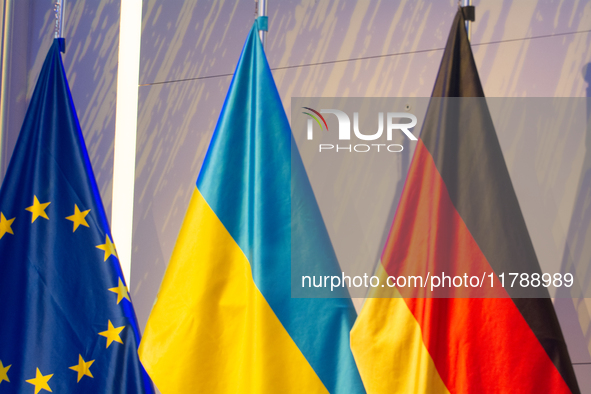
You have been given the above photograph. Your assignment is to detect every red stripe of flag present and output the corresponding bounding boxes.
[382,139,573,393]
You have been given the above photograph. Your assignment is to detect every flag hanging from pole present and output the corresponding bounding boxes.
[0,38,153,393]
[350,8,579,394]
[139,21,365,394]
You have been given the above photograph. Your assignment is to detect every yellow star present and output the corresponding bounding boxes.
[65,205,90,232]
[69,355,94,382]
[0,213,15,240]
[96,235,118,261]
[0,360,10,384]
[98,320,125,348]
[25,368,53,394]
[108,278,131,304]
[25,196,50,223]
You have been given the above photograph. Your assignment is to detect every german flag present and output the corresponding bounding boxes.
[350,8,579,394]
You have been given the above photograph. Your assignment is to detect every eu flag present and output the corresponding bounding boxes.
[0,39,153,393]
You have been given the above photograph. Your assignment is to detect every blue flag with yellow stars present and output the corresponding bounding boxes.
[0,38,153,393]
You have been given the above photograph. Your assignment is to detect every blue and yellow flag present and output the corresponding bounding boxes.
[0,39,153,393]
[139,22,365,394]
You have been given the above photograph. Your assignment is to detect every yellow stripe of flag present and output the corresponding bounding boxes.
[351,265,450,394]
[139,188,329,393]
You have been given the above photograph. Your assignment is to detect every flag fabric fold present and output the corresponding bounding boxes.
[139,22,365,394]
[0,39,153,393]
[351,9,579,394]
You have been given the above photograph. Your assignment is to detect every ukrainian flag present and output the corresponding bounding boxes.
[139,22,365,394]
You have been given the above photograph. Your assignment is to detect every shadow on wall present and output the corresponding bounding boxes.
[130,203,168,330]
[556,63,591,364]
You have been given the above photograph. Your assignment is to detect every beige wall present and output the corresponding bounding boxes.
[0,0,120,220]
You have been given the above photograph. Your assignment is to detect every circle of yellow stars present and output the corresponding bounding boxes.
[8,319,127,392]
[0,195,125,270]
[0,195,132,391]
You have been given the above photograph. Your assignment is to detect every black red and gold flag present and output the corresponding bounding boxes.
[351,8,579,394]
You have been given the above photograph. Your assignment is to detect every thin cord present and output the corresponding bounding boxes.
[139,28,591,87]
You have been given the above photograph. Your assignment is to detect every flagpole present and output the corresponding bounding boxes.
[463,0,473,41]
[54,0,65,39]
[257,0,267,48]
